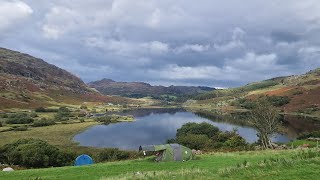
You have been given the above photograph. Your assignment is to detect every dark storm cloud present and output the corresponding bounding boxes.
[0,0,320,87]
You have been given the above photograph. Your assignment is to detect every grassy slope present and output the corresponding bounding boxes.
[191,68,320,116]
[0,149,319,180]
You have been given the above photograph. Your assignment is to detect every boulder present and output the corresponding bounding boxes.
[2,167,14,172]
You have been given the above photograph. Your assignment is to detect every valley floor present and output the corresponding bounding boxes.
[0,149,319,180]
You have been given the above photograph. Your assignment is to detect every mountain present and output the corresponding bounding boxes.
[194,68,320,116]
[88,78,215,98]
[0,47,127,109]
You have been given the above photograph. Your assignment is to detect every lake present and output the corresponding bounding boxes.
[73,108,320,150]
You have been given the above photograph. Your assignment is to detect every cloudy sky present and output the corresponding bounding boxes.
[1,0,320,87]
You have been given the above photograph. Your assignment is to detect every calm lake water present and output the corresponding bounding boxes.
[73,108,320,150]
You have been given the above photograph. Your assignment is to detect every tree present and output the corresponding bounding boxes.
[54,107,71,121]
[249,98,280,149]
[0,139,74,168]
[176,122,219,139]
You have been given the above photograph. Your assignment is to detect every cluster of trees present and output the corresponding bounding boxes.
[0,139,74,168]
[168,122,248,151]
[95,115,113,124]
[168,98,281,150]
[32,118,56,127]
[0,139,141,168]
[235,95,290,109]
[5,113,34,124]
[54,107,72,121]
[94,115,133,124]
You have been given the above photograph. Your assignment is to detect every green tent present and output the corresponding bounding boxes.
[139,144,193,162]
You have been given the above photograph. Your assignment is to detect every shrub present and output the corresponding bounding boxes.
[54,107,71,121]
[80,105,88,109]
[6,113,34,124]
[35,107,59,113]
[172,122,249,151]
[95,115,112,124]
[177,134,212,150]
[79,118,85,123]
[238,98,256,109]
[33,118,56,127]
[97,148,131,162]
[30,112,38,118]
[176,122,219,139]
[0,113,8,118]
[0,121,2,127]
[0,139,74,168]
[35,107,46,112]
[266,96,290,107]
[13,126,28,131]
[298,131,320,140]
[211,130,247,149]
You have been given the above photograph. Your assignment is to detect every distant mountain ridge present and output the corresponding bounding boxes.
[0,47,127,109]
[88,78,215,97]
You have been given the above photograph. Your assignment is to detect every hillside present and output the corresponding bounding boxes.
[0,48,128,109]
[88,78,215,98]
[193,68,320,116]
[0,149,319,180]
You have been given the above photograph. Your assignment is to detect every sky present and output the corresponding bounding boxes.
[0,0,320,88]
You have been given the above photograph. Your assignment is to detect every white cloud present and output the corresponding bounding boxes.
[143,41,169,54]
[226,52,278,71]
[0,1,33,33]
[174,44,210,54]
[148,64,222,80]
[214,27,246,52]
[148,52,284,83]
[85,37,168,56]
[42,6,80,39]
[298,46,320,54]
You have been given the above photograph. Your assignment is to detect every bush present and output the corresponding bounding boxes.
[214,131,247,149]
[238,98,256,109]
[97,148,131,162]
[266,96,290,107]
[79,118,85,123]
[0,121,2,127]
[171,122,249,151]
[35,107,46,112]
[80,105,88,109]
[177,134,212,150]
[54,107,71,121]
[298,131,320,140]
[95,115,112,124]
[30,112,38,118]
[0,139,74,168]
[13,126,28,131]
[35,107,59,113]
[6,113,34,124]
[0,113,8,118]
[176,122,219,139]
[33,118,56,127]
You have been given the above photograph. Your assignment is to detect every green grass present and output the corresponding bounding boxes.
[0,121,98,148]
[1,149,319,180]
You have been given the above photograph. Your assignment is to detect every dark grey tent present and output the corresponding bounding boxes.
[139,144,192,162]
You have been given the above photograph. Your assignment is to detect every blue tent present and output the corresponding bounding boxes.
[74,154,94,166]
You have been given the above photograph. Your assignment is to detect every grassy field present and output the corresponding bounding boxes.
[0,149,319,180]
[0,121,98,149]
